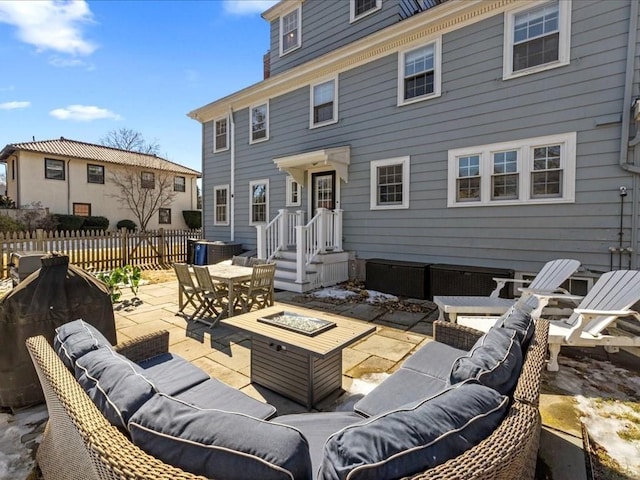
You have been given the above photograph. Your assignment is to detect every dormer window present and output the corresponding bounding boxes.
[350,0,381,23]
[280,6,301,56]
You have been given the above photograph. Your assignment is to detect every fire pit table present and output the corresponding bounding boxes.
[222,305,376,409]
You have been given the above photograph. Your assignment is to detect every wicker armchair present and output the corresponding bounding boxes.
[26,320,548,480]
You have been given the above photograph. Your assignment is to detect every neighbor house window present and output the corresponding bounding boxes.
[87,164,104,184]
[214,117,229,152]
[447,132,576,207]
[398,38,441,105]
[159,208,171,224]
[310,77,338,128]
[45,158,65,180]
[350,0,381,22]
[503,0,571,79]
[141,171,155,189]
[250,103,269,143]
[249,179,269,225]
[174,176,186,192]
[214,185,229,226]
[370,156,410,210]
[73,203,91,217]
[286,177,301,207]
[280,6,301,55]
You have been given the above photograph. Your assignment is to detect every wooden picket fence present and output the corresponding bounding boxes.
[0,228,202,278]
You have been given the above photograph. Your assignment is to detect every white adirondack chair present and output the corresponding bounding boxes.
[433,259,581,322]
[546,270,640,371]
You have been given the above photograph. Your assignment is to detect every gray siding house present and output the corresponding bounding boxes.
[189,0,640,294]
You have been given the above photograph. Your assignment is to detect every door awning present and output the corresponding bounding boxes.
[273,146,350,184]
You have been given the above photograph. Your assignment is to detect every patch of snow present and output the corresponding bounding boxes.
[0,405,48,480]
[365,290,398,304]
[311,288,358,301]
[333,373,391,412]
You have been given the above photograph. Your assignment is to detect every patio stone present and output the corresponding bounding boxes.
[338,303,386,322]
[117,319,176,339]
[206,340,252,371]
[408,320,434,336]
[342,348,371,373]
[352,334,414,363]
[378,310,428,328]
[376,326,425,345]
[345,355,396,377]
[170,337,219,362]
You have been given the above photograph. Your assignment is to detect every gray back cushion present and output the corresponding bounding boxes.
[496,302,535,347]
[54,319,112,370]
[449,327,523,395]
[320,381,508,480]
[75,347,157,430]
[129,394,312,480]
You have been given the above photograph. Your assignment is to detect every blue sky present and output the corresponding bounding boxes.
[0,0,279,173]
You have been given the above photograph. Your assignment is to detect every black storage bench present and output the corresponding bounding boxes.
[365,259,430,299]
[429,264,514,300]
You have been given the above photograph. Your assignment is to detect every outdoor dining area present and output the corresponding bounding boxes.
[173,256,276,326]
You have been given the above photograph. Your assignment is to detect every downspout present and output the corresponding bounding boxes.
[229,107,236,242]
[67,158,71,214]
[619,0,640,268]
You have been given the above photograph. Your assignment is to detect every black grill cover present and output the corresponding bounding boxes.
[0,253,116,408]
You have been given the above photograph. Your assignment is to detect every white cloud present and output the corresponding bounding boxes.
[50,105,121,121]
[0,101,30,110]
[223,0,278,15]
[0,0,96,55]
[48,56,94,70]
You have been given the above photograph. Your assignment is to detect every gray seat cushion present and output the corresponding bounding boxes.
[54,319,112,370]
[276,411,364,477]
[320,381,509,480]
[129,393,312,480]
[402,340,467,378]
[175,378,277,420]
[136,353,209,396]
[75,347,156,430]
[353,368,447,417]
[449,326,523,395]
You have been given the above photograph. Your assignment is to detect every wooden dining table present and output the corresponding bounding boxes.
[206,263,254,319]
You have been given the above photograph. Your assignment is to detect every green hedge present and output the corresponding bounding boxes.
[182,210,201,229]
[84,216,109,230]
[54,214,86,231]
[116,219,137,232]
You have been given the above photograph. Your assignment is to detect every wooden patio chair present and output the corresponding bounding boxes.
[235,263,276,313]
[192,265,229,326]
[173,263,202,314]
[231,255,249,266]
[433,259,581,322]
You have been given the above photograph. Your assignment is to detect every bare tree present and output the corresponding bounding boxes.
[109,161,177,232]
[100,128,160,155]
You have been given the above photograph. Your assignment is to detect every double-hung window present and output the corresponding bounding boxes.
[214,185,229,226]
[87,164,104,184]
[504,0,571,79]
[398,38,441,105]
[280,6,301,56]
[174,176,186,192]
[141,171,155,189]
[447,132,576,207]
[159,208,171,224]
[249,179,269,225]
[350,0,381,22]
[310,77,338,128]
[45,158,65,180]
[250,103,269,143]
[214,117,229,152]
[370,156,410,210]
[73,203,91,217]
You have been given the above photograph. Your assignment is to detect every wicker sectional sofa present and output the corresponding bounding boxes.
[27,309,548,480]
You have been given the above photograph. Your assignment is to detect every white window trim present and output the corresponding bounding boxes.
[279,5,302,57]
[309,76,339,129]
[350,0,382,23]
[286,176,301,207]
[370,156,411,210]
[397,37,442,106]
[249,179,269,226]
[213,184,229,226]
[249,101,270,144]
[213,116,229,153]
[503,0,572,80]
[447,132,576,207]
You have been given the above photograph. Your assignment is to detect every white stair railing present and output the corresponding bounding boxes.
[295,208,343,284]
[256,209,306,262]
